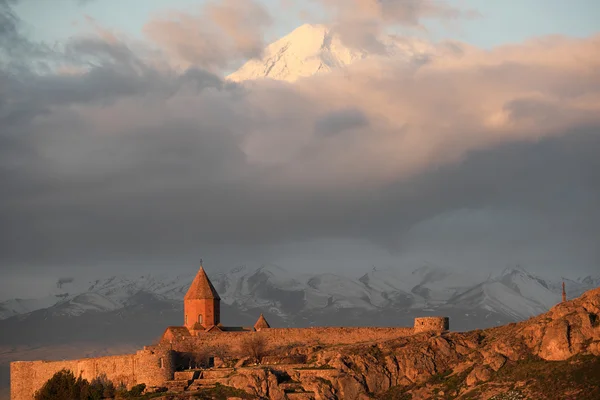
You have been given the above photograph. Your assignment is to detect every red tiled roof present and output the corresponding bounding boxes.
[254,313,271,330]
[162,326,191,341]
[184,266,221,300]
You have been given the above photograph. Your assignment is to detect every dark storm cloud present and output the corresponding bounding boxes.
[0,1,599,280]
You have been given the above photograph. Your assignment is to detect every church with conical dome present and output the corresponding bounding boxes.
[163,264,270,339]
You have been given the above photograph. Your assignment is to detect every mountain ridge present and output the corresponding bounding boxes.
[1,264,596,326]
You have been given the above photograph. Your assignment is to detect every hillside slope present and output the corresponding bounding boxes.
[150,287,600,399]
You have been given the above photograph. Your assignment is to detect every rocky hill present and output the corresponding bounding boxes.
[155,287,600,399]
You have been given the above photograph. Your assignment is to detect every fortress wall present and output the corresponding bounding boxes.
[167,327,416,354]
[11,354,138,400]
[259,327,416,346]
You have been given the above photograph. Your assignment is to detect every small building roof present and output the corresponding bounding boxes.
[184,266,221,300]
[205,325,222,332]
[191,322,206,331]
[161,326,191,342]
[254,313,271,330]
[219,326,253,332]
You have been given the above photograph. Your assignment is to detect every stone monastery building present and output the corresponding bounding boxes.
[11,265,449,399]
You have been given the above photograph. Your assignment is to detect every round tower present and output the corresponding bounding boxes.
[414,317,449,333]
[134,347,176,389]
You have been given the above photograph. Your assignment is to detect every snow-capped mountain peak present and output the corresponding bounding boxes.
[226,23,433,83]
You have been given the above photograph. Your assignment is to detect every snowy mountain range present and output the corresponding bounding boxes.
[1,264,597,327]
[226,23,433,83]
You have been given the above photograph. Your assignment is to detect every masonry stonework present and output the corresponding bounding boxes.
[164,327,416,352]
[134,348,176,388]
[413,317,450,333]
[10,265,449,399]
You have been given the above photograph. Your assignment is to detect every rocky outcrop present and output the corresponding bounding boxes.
[465,365,492,386]
[165,287,600,399]
[514,287,600,361]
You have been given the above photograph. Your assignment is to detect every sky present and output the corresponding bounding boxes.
[1,0,600,299]
[13,0,600,51]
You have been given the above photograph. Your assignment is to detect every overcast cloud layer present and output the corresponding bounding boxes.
[1,0,599,293]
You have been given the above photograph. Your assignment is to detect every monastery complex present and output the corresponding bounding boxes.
[10,265,450,399]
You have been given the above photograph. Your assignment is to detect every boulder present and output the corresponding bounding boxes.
[466,366,492,386]
[482,352,506,371]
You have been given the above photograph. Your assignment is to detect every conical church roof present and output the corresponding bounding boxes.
[184,266,221,300]
[254,313,271,330]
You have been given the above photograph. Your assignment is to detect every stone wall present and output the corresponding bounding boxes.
[11,320,449,399]
[165,326,416,355]
[134,348,176,388]
[10,348,175,400]
[413,317,449,333]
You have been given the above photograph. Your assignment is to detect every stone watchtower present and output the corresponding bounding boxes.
[184,265,221,330]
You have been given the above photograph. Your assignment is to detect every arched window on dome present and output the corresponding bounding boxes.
[198,314,203,324]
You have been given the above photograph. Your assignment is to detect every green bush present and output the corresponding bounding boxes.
[88,374,116,399]
[35,370,120,400]
[34,369,90,400]
[127,383,146,397]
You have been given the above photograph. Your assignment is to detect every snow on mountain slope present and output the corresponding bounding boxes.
[446,267,560,319]
[495,267,559,309]
[359,267,417,294]
[84,273,195,302]
[0,295,67,320]
[0,278,86,319]
[211,264,306,316]
[48,293,122,317]
[213,264,305,302]
[226,24,433,83]
[306,273,375,310]
[358,265,488,308]
[0,273,194,320]
[447,281,550,320]
[579,275,600,287]
[407,266,489,305]
[547,275,600,299]
[0,263,590,325]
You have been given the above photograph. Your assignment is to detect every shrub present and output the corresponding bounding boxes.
[35,370,122,400]
[239,335,268,363]
[210,343,230,360]
[34,369,89,400]
[88,374,115,399]
[127,383,146,397]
